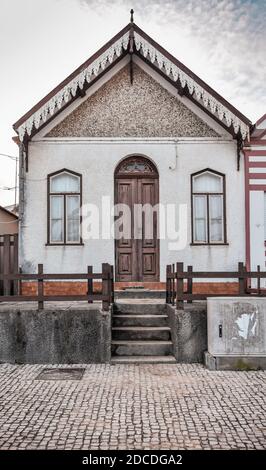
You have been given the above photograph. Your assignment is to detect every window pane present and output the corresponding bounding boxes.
[66,195,80,242]
[209,195,223,242]
[194,195,207,242]
[51,172,80,192]
[193,172,222,193]
[50,196,64,242]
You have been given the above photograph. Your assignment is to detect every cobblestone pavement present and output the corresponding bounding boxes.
[0,363,265,450]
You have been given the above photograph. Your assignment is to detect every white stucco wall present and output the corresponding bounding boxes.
[250,190,265,270]
[20,137,245,280]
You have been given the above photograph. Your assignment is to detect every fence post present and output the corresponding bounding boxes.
[257,265,261,295]
[170,264,176,306]
[187,265,193,303]
[176,262,184,310]
[110,265,114,304]
[102,263,109,311]
[166,265,170,303]
[108,264,113,305]
[3,235,11,296]
[38,264,44,310]
[19,267,22,295]
[87,265,93,303]
[13,234,19,295]
[238,262,245,295]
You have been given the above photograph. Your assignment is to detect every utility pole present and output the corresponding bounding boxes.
[15,157,18,206]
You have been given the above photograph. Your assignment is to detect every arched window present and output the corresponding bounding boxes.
[48,170,82,244]
[191,169,226,244]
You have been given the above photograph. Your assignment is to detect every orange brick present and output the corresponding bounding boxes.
[21,281,239,296]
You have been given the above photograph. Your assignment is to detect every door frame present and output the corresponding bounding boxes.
[114,154,160,282]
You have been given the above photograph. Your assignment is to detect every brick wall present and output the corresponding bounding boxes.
[21,281,239,295]
[21,281,102,296]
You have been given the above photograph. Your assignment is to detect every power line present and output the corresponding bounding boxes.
[0,186,18,191]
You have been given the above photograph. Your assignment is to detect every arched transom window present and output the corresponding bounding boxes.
[191,170,226,244]
[48,170,81,244]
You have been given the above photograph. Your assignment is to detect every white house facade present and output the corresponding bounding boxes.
[13,20,252,289]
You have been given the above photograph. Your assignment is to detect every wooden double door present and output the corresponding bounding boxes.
[115,156,159,282]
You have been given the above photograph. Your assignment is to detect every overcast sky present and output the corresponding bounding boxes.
[0,0,265,206]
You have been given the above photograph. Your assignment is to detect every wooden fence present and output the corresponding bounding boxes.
[0,263,114,311]
[0,234,19,295]
[166,262,266,309]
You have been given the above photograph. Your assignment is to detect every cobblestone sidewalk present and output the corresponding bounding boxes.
[0,363,265,450]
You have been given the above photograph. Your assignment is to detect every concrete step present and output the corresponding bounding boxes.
[112,314,168,327]
[114,303,166,315]
[115,290,166,299]
[111,355,177,364]
[112,326,171,341]
[111,340,173,356]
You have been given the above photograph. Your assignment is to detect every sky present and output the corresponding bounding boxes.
[0,0,265,206]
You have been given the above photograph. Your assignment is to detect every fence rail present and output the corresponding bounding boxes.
[0,263,114,311]
[166,262,266,309]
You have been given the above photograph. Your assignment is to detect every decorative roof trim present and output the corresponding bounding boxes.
[134,31,249,140]
[14,22,251,142]
[256,114,266,127]
[16,31,130,141]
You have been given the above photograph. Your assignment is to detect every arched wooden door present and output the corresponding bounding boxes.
[114,156,159,282]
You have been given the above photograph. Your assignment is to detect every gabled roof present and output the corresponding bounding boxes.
[256,114,266,127]
[4,204,19,216]
[251,114,266,139]
[13,21,252,142]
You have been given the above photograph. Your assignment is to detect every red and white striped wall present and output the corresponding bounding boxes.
[244,114,266,273]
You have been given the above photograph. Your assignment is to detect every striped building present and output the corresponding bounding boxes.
[244,114,266,273]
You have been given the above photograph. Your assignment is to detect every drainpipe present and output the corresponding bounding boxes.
[18,141,26,269]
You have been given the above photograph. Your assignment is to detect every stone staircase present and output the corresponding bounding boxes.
[111,302,176,364]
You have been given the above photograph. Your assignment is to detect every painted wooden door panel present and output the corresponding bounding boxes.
[115,179,137,281]
[138,179,159,281]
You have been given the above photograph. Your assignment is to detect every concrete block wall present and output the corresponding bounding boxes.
[0,304,111,364]
[167,303,207,363]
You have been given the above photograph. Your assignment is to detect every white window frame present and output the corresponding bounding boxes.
[48,170,82,245]
[191,169,226,245]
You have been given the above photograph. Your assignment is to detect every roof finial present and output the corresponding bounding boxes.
[130,8,134,23]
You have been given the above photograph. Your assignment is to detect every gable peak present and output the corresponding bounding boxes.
[13,20,251,142]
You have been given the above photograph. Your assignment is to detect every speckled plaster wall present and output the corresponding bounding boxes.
[47,64,218,138]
